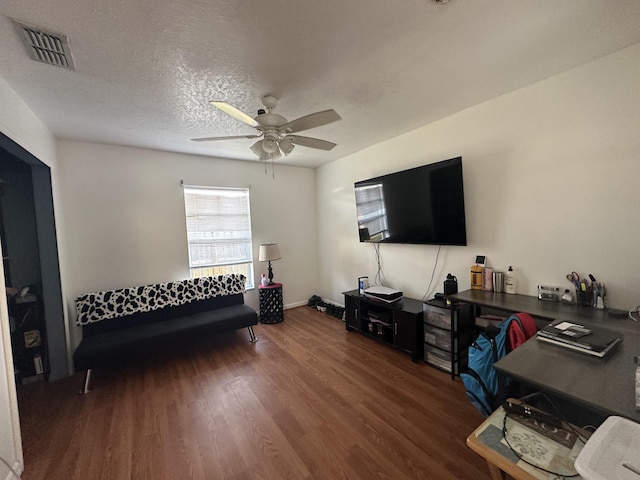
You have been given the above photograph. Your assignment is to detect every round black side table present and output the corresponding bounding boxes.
[258,282,284,324]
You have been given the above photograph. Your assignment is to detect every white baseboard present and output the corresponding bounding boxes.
[284,301,307,309]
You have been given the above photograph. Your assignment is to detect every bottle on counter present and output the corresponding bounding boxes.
[470,265,483,290]
[561,289,573,303]
[504,266,517,294]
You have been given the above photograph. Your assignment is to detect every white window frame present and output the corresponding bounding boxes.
[183,186,255,289]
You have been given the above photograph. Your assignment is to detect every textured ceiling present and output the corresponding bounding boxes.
[1,1,640,168]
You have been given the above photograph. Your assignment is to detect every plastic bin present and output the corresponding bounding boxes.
[423,304,451,329]
[574,415,640,480]
[424,324,453,350]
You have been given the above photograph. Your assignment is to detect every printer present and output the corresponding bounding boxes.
[363,285,403,303]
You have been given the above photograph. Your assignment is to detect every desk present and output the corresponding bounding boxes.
[451,290,640,422]
[495,329,640,422]
[467,406,588,480]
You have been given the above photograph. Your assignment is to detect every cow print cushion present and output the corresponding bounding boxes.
[75,274,246,325]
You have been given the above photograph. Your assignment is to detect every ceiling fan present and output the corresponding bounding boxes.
[191,95,341,161]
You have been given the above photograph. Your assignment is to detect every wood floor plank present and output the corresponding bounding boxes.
[17,306,492,480]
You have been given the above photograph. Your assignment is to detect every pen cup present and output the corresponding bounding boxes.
[575,289,591,306]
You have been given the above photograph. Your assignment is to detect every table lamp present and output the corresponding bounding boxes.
[259,243,281,285]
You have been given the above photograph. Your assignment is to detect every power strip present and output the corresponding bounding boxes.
[503,398,563,428]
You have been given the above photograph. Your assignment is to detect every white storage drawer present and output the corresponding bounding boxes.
[423,303,452,329]
[423,302,473,330]
[424,324,453,350]
[424,344,466,375]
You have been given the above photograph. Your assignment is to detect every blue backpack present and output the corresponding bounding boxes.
[461,314,535,417]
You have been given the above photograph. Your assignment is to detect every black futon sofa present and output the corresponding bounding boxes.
[73,274,258,393]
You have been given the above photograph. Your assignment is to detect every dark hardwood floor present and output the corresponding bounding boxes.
[17,306,491,479]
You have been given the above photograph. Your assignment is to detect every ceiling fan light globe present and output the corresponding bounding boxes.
[280,137,295,156]
[262,137,278,153]
[271,149,282,160]
[250,140,264,157]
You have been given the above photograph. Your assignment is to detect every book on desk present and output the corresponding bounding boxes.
[536,320,622,358]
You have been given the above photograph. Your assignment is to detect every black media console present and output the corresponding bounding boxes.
[343,290,423,361]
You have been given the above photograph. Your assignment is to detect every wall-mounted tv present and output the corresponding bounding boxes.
[354,156,467,246]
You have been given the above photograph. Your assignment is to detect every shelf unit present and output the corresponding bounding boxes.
[343,289,423,361]
[9,297,49,383]
[422,299,473,378]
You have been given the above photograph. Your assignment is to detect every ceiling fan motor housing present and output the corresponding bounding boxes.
[256,112,287,128]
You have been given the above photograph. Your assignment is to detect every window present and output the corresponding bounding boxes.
[183,186,254,288]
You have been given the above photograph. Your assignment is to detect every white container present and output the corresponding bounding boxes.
[504,266,517,294]
[358,276,369,294]
[574,415,640,480]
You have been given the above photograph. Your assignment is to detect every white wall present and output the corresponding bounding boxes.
[317,42,640,311]
[0,75,61,480]
[56,140,319,349]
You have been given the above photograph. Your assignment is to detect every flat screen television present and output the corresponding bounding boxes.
[354,156,467,245]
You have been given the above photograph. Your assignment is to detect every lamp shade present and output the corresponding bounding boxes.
[259,243,281,262]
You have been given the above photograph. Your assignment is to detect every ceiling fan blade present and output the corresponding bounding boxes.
[191,134,261,142]
[281,109,341,133]
[287,135,337,151]
[210,101,260,128]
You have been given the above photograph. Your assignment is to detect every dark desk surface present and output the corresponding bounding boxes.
[450,289,614,323]
[450,290,640,422]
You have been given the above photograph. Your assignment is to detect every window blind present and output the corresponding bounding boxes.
[183,186,254,288]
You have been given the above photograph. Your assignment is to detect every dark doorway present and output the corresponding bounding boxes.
[0,131,67,381]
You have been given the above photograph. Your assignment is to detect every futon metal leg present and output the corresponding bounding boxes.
[79,369,92,395]
[248,325,258,343]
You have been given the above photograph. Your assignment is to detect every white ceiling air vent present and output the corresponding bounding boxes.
[12,20,76,70]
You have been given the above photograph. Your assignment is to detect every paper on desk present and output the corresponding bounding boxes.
[554,321,581,331]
